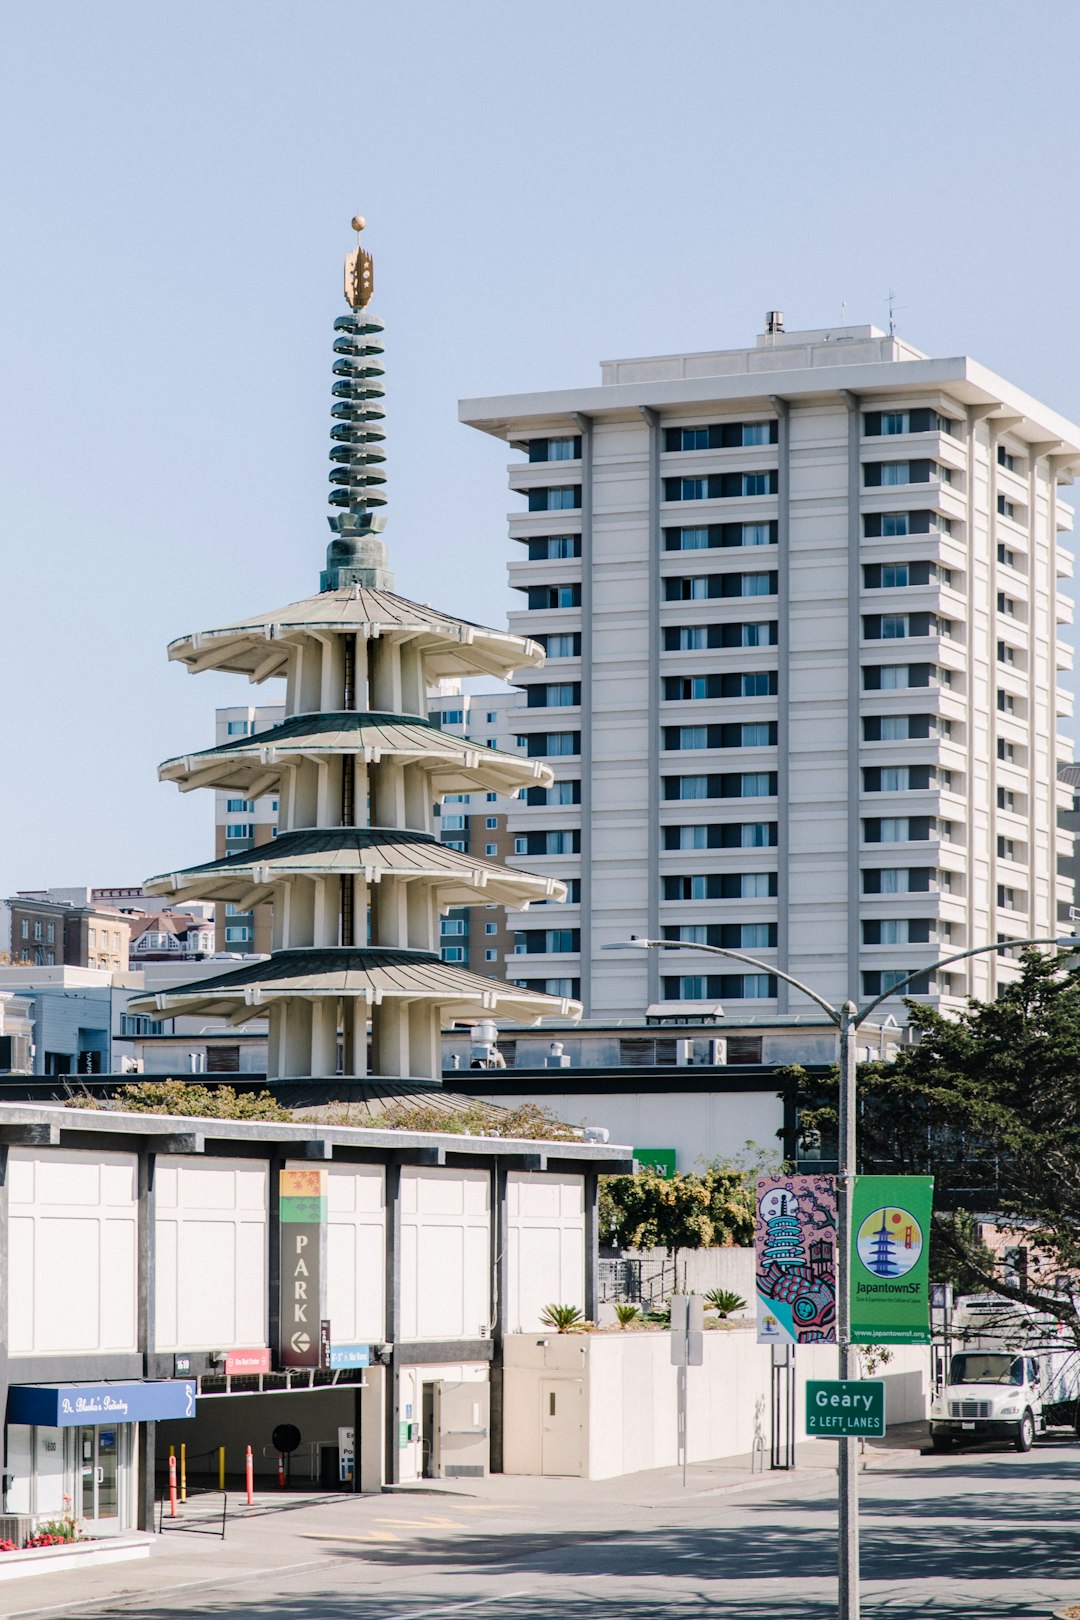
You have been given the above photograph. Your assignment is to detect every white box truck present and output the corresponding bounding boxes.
[929,1293,1080,1453]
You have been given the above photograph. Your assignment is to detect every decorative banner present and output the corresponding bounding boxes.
[755,1175,836,1345]
[279,1166,327,1369]
[850,1174,934,1344]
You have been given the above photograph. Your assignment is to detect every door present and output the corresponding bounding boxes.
[540,1379,584,1477]
[431,1382,490,1478]
[77,1426,123,1534]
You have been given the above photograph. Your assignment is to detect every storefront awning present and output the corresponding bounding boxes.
[8,1381,196,1427]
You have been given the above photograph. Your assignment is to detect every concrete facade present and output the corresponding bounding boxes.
[461,323,1079,1021]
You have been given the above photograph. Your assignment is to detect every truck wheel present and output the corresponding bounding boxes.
[931,1434,953,1454]
[1014,1411,1035,1452]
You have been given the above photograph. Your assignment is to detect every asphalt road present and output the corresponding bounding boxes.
[15,1439,1080,1620]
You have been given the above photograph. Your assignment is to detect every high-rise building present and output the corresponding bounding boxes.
[460,320,1079,1020]
[130,221,574,1085]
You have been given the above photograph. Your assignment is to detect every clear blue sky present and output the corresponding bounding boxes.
[2,0,1079,895]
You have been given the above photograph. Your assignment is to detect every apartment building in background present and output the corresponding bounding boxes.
[212,703,285,954]
[1,893,130,971]
[460,320,1079,1020]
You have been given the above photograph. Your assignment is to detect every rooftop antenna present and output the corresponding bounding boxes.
[886,289,908,338]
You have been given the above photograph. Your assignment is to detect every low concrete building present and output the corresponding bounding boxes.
[444,1014,901,1171]
[0,1101,630,1537]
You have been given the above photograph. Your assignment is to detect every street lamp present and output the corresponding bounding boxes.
[605,931,1080,1619]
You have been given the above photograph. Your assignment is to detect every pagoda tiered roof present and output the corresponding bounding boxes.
[145,826,565,910]
[132,946,578,1023]
[159,711,552,796]
[167,586,544,684]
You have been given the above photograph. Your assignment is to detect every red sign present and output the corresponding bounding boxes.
[225,1348,271,1375]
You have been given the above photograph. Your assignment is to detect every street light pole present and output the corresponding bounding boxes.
[604,930,1080,1620]
[837,999,858,1620]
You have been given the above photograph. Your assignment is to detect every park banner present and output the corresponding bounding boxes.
[850,1174,934,1345]
[755,1175,836,1345]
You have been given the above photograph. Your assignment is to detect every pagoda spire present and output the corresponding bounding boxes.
[322,215,393,592]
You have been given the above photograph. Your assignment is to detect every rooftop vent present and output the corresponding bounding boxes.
[765,311,785,335]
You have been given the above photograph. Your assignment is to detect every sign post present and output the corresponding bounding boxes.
[670,1295,704,1487]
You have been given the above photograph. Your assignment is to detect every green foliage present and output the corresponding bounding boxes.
[799,950,1080,1339]
[358,1100,578,1140]
[601,1159,759,1255]
[66,1080,291,1121]
[613,1303,640,1328]
[704,1288,747,1317]
[539,1303,584,1332]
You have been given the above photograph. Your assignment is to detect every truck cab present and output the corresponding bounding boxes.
[929,1350,1043,1452]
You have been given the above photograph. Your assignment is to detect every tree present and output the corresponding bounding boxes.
[600,1160,759,1254]
[797,949,1080,1340]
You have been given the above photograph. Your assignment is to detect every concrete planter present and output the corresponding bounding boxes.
[0,1534,151,1582]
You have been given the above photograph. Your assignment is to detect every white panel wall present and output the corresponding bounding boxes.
[155,1156,267,1351]
[506,1171,585,1332]
[400,1167,490,1341]
[325,1163,386,1343]
[8,1148,137,1355]
[469,1088,784,1174]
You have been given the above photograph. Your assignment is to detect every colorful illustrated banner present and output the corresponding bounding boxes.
[279,1166,327,1369]
[850,1174,934,1345]
[755,1174,837,1345]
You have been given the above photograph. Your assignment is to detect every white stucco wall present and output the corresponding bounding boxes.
[8,1148,138,1355]
[399,1167,490,1341]
[506,1171,585,1332]
[502,1329,930,1479]
[155,1156,268,1351]
[326,1163,386,1344]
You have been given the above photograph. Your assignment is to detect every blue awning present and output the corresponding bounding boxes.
[8,1381,196,1427]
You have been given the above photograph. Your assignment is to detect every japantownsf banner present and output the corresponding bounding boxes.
[850,1174,934,1344]
[755,1175,837,1345]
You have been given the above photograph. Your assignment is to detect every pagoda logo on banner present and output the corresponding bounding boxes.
[755,1175,836,1345]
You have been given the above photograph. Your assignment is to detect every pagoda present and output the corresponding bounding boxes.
[130,218,577,1087]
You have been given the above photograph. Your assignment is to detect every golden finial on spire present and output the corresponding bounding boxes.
[345,214,373,309]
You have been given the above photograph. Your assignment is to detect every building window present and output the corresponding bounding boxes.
[998,545,1018,568]
[226,798,254,811]
[224,926,252,942]
[46,923,54,943]
[441,946,466,963]
[440,814,466,830]
[226,720,253,735]
[998,837,1015,860]
[441,918,467,935]
[225,823,253,839]
[484,922,498,935]
[484,949,498,962]
[528,436,582,462]
[485,843,498,855]
[663,973,776,1000]
[997,495,1016,519]
[528,486,581,512]
[997,691,1014,713]
[19,920,27,939]
[997,885,1017,910]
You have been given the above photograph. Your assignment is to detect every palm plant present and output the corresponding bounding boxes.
[704,1288,747,1318]
[614,1303,639,1328]
[539,1303,584,1332]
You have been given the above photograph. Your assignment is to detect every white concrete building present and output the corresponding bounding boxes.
[461,321,1079,1020]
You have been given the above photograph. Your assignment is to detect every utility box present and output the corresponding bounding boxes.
[431,1380,489,1478]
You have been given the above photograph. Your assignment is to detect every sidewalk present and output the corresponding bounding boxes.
[0,1451,841,1620]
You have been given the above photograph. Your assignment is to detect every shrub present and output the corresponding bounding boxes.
[539,1303,584,1332]
[66,1080,290,1121]
[704,1288,748,1318]
[614,1303,639,1328]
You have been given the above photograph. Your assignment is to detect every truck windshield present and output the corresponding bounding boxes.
[949,1353,1023,1386]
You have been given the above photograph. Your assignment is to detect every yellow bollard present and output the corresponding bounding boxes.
[180,1442,187,1503]
[218,1445,225,1491]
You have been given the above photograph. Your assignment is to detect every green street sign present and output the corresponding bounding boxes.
[806,1379,885,1437]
